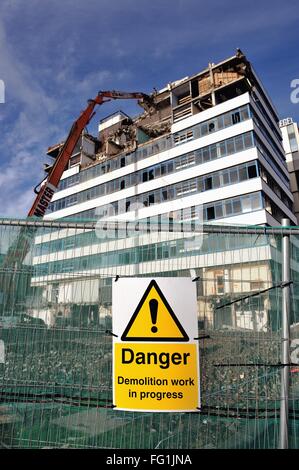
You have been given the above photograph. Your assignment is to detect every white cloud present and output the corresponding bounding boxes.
[0,15,61,217]
[0,7,132,218]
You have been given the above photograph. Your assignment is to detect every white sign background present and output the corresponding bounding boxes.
[112,277,199,342]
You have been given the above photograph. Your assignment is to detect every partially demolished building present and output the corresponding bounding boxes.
[45,49,295,227]
[31,50,296,329]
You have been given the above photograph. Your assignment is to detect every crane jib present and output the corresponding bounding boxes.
[33,183,56,217]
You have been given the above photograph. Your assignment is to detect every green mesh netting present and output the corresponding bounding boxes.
[0,219,298,448]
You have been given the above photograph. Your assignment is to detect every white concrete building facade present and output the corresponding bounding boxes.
[29,52,297,330]
[280,117,299,223]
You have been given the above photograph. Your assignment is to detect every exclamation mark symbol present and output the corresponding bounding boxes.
[149,299,158,333]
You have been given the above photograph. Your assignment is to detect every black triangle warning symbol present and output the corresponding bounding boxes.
[121,280,189,342]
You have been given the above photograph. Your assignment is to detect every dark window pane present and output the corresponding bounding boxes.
[208,121,216,133]
[232,111,241,124]
[205,177,213,191]
[149,194,155,204]
[207,206,215,220]
[148,169,154,180]
[248,164,257,179]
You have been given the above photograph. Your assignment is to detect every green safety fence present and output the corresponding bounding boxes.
[0,218,299,448]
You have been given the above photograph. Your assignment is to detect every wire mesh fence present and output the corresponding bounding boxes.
[0,218,299,448]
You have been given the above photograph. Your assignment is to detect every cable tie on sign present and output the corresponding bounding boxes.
[114,275,120,282]
[281,281,293,288]
[105,330,118,338]
[194,335,211,340]
[192,276,200,282]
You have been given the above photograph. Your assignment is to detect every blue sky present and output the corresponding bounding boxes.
[0,0,298,217]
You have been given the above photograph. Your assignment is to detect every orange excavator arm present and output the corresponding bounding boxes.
[28,90,154,218]
[1,90,153,276]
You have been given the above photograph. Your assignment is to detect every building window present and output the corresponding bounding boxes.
[250,281,264,291]
[52,129,256,214]
[230,168,238,184]
[235,135,244,152]
[233,199,242,213]
[287,124,299,152]
[238,166,247,181]
[208,121,216,133]
[248,164,257,179]
[64,238,75,250]
[149,194,155,205]
[51,284,59,303]
[232,111,241,124]
[205,177,213,191]
[207,206,215,220]
[241,196,252,213]
[216,274,225,294]
[162,190,168,201]
[215,203,224,218]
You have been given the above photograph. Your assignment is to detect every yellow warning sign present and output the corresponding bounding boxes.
[121,280,189,341]
[114,342,199,411]
[112,278,200,412]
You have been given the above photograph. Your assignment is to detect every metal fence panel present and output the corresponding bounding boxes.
[0,219,298,448]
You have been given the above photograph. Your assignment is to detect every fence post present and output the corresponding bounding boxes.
[279,218,291,449]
